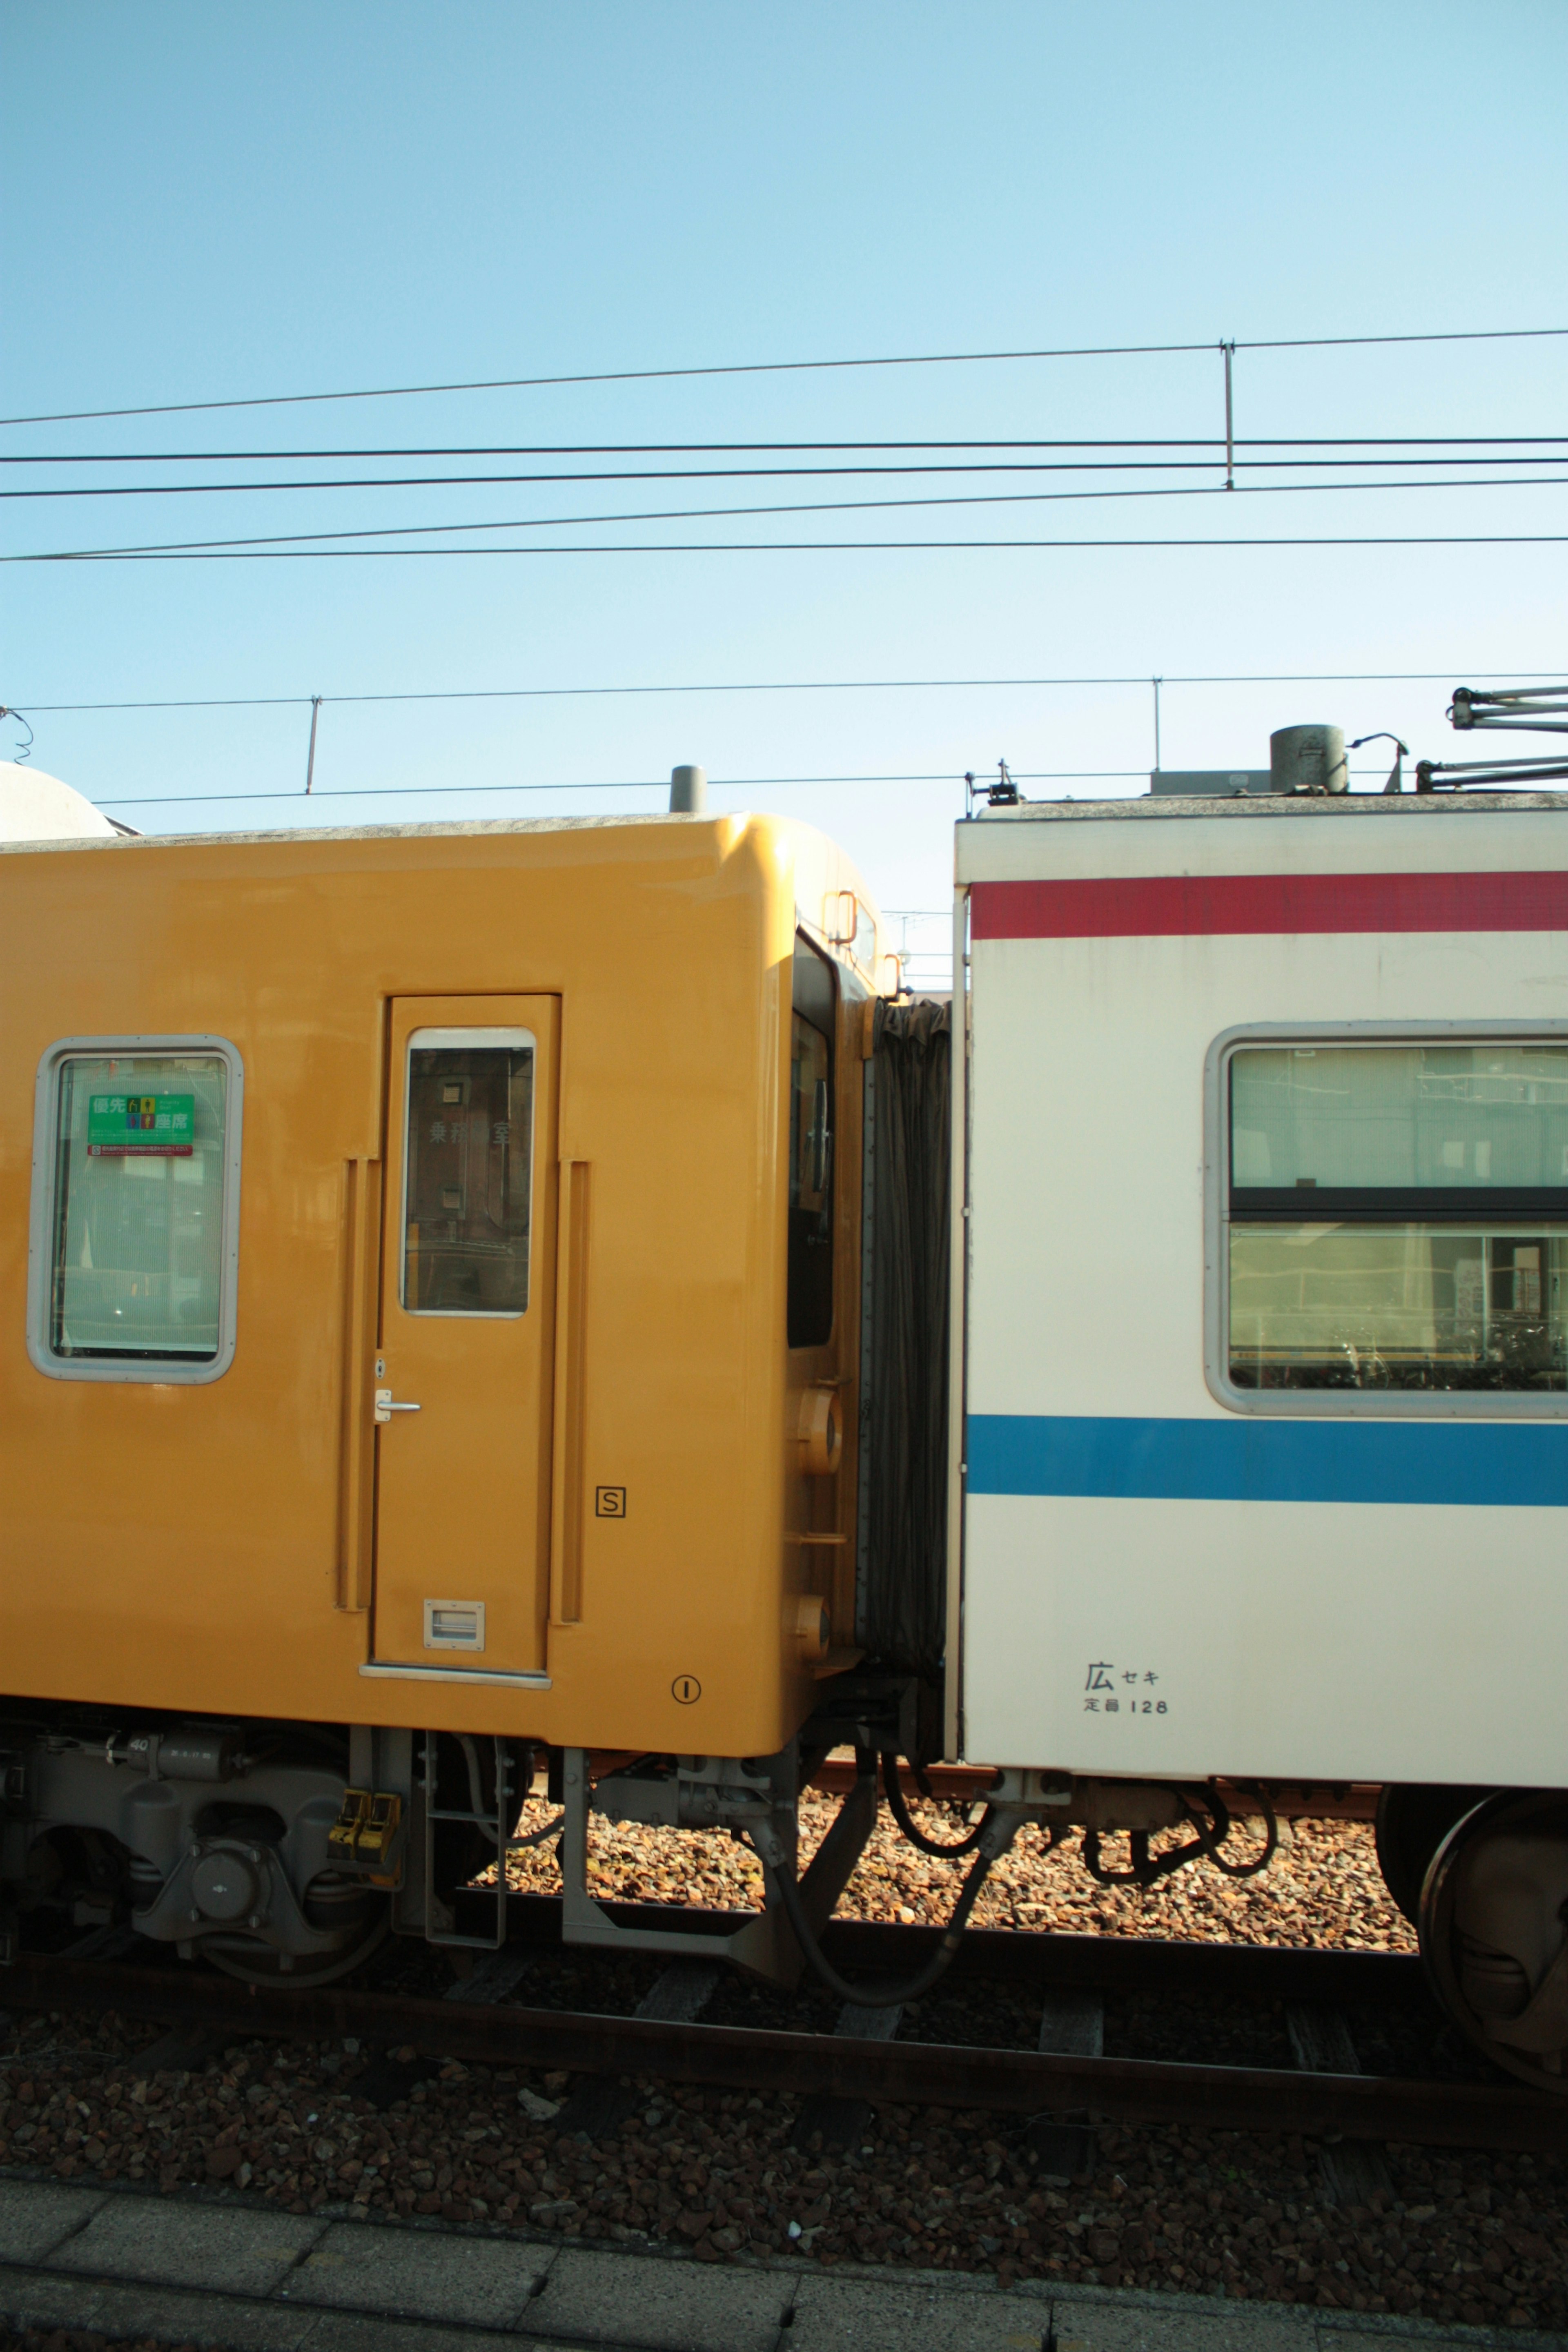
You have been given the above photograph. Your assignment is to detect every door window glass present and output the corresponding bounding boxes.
[48,1051,231,1362]
[402,1031,534,1315]
[1228,1043,1568,1392]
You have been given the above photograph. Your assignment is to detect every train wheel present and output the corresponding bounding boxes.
[202,1904,391,1989]
[1417,1791,1568,2094]
[1375,1783,1491,1924]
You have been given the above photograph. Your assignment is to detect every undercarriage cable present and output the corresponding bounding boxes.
[1081,1780,1277,1889]
[508,1813,567,1851]
[881,1753,987,1856]
[1212,1782,1279,1878]
[1083,1783,1229,1888]
[749,1802,1014,2008]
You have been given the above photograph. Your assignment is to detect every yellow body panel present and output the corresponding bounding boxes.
[0,813,882,1759]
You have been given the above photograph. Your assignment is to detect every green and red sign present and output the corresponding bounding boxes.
[87,1092,196,1157]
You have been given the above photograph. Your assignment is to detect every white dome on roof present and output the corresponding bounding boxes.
[0,761,117,842]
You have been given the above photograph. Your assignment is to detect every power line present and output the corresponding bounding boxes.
[1245,329,1568,354]
[0,347,1222,428]
[14,532,1568,563]
[94,767,1142,808]
[9,440,1568,504]
[19,671,1557,716]
[5,436,1567,462]
[2,440,1242,460]
[33,472,1568,563]
[12,445,1568,502]
[5,325,1565,428]
[92,764,1405,811]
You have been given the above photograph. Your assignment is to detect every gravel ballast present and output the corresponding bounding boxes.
[1,1802,1562,2335]
[510,1789,1420,1950]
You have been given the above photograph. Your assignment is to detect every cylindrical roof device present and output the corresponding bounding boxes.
[1270,724,1348,795]
[669,764,707,813]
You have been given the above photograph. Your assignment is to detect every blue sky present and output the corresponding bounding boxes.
[5,1,1566,955]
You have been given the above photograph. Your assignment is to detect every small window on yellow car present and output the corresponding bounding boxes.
[45,1049,233,1365]
[401,1034,535,1316]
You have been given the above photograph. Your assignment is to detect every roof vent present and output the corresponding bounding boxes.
[1270,724,1348,795]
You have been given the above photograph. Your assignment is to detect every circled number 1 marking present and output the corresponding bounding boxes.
[672,1675,701,1705]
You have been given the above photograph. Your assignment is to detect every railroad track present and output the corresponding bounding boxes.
[4,1898,1559,2158]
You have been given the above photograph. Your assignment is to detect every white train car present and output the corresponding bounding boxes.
[955,779,1568,2089]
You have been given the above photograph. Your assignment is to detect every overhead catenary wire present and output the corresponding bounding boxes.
[17,669,1561,716]
[6,436,1568,461]
[4,322,1566,427]
[93,769,1151,809]
[13,532,1568,562]
[26,471,1568,564]
[78,762,1496,811]
[9,326,1561,812]
[10,446,1568,503]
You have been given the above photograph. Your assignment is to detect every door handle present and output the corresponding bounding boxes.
[374,1389,422,1423]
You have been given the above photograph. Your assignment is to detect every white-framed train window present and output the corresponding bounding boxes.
[27,1036,244,1383]
[1205,1023,1568,1419]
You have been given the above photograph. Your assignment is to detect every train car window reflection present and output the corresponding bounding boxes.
[1228,1042,1568,1392]
[853,900,877,974]
[402,1036,534,1315]
[788,981,835,1348]
[48,1051,229,1362]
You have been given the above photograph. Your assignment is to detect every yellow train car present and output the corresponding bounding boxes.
[0,803,916,1984]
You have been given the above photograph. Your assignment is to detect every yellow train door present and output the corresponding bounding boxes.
[372,996,560,1677]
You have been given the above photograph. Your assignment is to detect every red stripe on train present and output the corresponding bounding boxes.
[969,871,1568,940]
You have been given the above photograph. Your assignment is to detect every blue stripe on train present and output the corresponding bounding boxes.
[965,1414,1568,1508]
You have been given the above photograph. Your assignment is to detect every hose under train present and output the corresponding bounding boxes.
[751,1802,1007,2009]
[880,1752,987,1856]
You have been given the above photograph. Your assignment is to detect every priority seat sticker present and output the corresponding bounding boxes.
[86,1093,196,1156]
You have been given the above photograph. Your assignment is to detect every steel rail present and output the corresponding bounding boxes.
[480,1893,1426,2004]
[3,1944,1554,2155]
